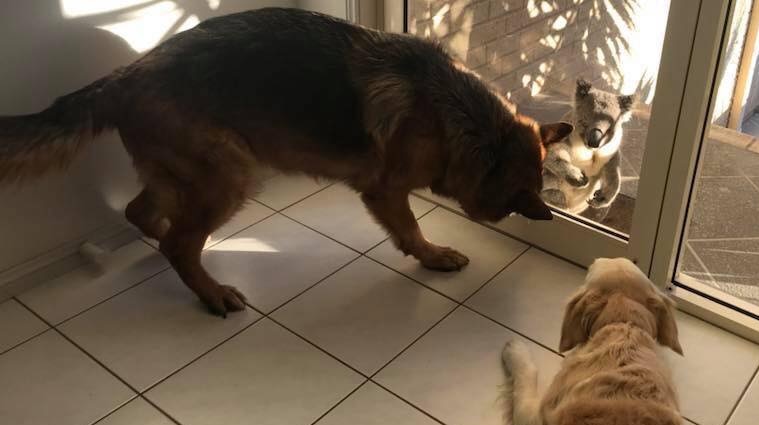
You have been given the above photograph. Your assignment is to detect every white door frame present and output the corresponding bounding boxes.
[644,0,759,342]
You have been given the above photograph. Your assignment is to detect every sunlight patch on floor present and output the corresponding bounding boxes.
[207,237,279,253]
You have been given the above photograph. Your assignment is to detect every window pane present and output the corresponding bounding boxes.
[676,0,759,310]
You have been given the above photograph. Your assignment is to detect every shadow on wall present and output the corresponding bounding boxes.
[410,0,665,107]
[57,0,299,53]
[0,0,294,272]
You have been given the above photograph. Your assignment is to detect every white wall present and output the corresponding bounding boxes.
[0,0,301,277]
[297,0,347,19]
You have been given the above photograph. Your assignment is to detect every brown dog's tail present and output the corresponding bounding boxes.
[0,74,120,183]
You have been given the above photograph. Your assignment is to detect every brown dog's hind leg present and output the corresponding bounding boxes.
[125,188,170,241]
[159,187,249,317]
[361,190,469,271]
[160,222,246,317]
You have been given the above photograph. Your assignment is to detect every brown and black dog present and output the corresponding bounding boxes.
[0,8,572,316]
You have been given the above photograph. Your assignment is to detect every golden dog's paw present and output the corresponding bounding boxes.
[419,245,470,271]
[502,340,531,371]
[202,284,248,318]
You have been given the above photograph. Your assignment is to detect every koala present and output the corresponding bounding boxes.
[541,78,635,215]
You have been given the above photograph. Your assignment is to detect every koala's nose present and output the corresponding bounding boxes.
[586,128,604,148]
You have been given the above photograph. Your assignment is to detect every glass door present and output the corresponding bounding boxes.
[385,0,729,271]
[406,0,669,235]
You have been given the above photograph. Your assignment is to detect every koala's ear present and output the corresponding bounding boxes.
[618,94,635,112]
[576,78,592,98]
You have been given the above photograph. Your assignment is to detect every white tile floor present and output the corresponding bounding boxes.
[2,175,759,425]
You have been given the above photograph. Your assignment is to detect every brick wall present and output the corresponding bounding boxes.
[409,0,668,106]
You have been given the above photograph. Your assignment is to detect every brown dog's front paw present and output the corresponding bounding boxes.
[202,284,248,318]
[419,245,470,271]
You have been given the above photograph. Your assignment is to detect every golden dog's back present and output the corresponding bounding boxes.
[542,324,681,425]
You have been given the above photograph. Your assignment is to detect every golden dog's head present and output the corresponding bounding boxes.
[559,258,683,355]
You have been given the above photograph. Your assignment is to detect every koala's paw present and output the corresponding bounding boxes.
[566,169,589,187]
[587,190,613,208]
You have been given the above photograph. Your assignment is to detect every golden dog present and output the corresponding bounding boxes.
[502,258,683,425]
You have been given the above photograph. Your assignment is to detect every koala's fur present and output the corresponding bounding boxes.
[541,79,635,214]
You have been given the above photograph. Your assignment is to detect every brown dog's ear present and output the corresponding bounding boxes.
[559,290,588,352]
[540,122,574,146]
[513,191,552,220]
[649,295,684,355]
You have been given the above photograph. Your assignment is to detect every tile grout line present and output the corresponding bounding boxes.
[18,290,275,419]
[620,153,640,178]
[136,313,268,395]
[263,181,336,212]
[742,172,759,194]
[360,205,440,255]
[361,256,464,306]
[265,203,443,316]
[722,363,759,425]
[135,395,183,425]
[277,211,364,255]
[87,394,142,425]
[49,264,172,328]
[278,199,439,259]
[459,247,532,305]
[685,242,717,284]
[413,195,589,271]
[14,299,144,395]
[88,393,184,425]
[688,236,759,242]
[265,254,364,317]
[0,299,50,356]
[54,198,280,328]
[367,302,459,378]
[262,245,553,425]
[697,175,752,179]
[3,190,447,423]
[462,304,562,356]
[367,246,537,379]
[360,247,567,359]
[9,184,562,424]
[307,379,371,425]
[363,239,531,311]
[141,200,278,252]
[451,247,570,357]
[367,380,448,425]
[266,315,370,379]
[202,201,278,250]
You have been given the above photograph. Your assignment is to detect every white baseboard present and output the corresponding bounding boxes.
[0,223,138,302]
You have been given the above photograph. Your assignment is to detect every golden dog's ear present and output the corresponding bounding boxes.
[559,290,588,352]
[650,295,683,355]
